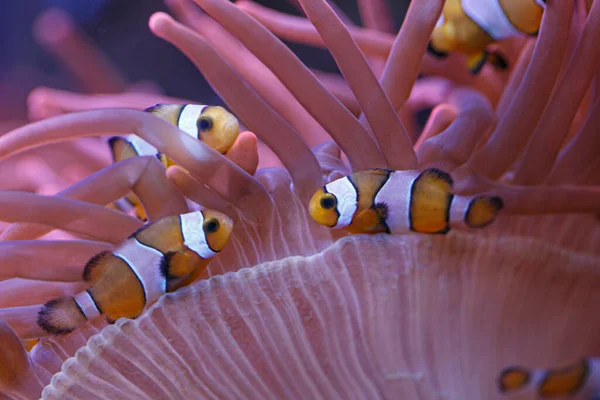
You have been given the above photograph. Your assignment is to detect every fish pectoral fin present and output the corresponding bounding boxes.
[466,51,489,75]
[133,203,148,222]
[163,251,202,280]
[488,51,509,70]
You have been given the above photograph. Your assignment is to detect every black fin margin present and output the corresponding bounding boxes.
[538,359,590,397]
[37,299,76,335]
[82,251,110,282]
[464,196,504,229]
[420,167,455,187]
[497,366,530,393]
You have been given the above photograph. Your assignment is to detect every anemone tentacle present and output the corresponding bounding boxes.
[296,0,416,170]
[0,0,598,398]
[547,96,600,185]
[32,8,127,94]
[465,0,575,181]
[192,0,386,171]
[149,12,322,199]
[166,0,332,149]
[0,109,270,218]
[379,0,443,112]
[417,88,494,169]
[0,191,142,244]
[0,240,112,282]
[2,156,187,242]
[514,0,600,185]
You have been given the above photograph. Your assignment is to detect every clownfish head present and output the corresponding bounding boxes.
[199,209,234,253]
[180,210,234,259]
[197,106,240,154]
[309,176,358,229]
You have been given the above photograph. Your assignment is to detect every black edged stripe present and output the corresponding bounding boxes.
[86,289,104,315]
[368,170,392,233]
[175,104,186,127]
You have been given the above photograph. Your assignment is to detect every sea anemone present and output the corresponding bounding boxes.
[0,0,599,399]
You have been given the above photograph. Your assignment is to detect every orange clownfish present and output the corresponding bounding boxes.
[108,104,240,220]
[309,168,504,235]
[428,0,546,74]
[498,358,600,398]
[37,209,233,335]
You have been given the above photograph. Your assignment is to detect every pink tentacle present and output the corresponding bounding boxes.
[465,0,575,180]
[414,104,457,153]
[513,0,600,185]
[489,184,600,216]
[379,0,444,112]
[166,166,233,214]
[194,0,385,171]
[27,87,189,121]
[495,40,535,119]
[149,13,322,199]
[356,0,394,33]
[547,97,600,185]
[0,321,46,396]
[297,0,417,170]
[0,191,142,244]
[0,240,112,282]
[418,89,494,170]
[0,109,269,216]
[310,70,361,115]
[167,0,332,148]
[32,8,127,94]
[1,156,188,241]
[237,0,394,58]
[0,279,86,308]
[0,305,48,339]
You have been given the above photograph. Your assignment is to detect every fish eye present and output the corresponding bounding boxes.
[203,218,220,233]
[198,117,213,132]
[320,194,337,210]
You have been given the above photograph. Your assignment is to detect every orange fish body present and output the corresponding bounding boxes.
[499,358,600,398]
[37,210,233,335]
[309,168,503,235]
[429,0,546,74]
[108,104,240,220]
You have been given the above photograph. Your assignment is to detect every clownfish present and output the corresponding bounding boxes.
[37,209,233,335]
[108,104,240,220]
[498,358,600,398]
[309,168,504,235]
[428,0,546,74]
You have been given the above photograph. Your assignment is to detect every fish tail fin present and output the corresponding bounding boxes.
[467,51,488,75]
[498,366,531,393]
[465,195,504,228]
[37,297,87,335]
